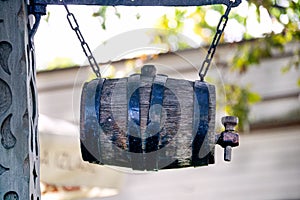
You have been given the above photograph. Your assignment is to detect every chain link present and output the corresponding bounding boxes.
[199,1,234,81]
[60,0,233,80]
[60,0,101,78]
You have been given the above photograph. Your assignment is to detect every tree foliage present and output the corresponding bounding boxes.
[154,1,299,72]
[46,57,76,70]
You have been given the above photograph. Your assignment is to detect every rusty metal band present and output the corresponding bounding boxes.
[127,74,143,170]
[192,81,210,166]
[80,78,104,164]
[144,74,168,170]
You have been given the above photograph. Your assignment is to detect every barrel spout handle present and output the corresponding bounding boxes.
[216,116,239,162]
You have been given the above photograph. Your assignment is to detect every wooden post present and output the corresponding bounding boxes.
[0,1,40,199]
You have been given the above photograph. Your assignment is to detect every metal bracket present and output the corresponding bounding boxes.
[28,3,47,49]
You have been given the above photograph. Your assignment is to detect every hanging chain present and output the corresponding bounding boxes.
[60,0,101,78]
[199,0,234,81]
[60,0,233,79]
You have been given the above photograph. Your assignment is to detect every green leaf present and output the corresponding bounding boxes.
[46,57,76,70]
[248,92,261,104]
[211,5,224,13]
[44,11,50,23]
[114,8,121,19]
[281,65,292,74]
[93,6,108,30]
[101,22,106,30]
[93,6,107,18]
[231,13,246,25]
[136,13,141,20]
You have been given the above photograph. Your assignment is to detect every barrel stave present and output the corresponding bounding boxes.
[99,78,130,167]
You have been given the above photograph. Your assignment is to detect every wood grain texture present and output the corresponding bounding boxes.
[99,78,130,168]
[0,0,40,198]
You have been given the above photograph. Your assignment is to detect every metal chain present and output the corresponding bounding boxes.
[199,0,234,81]
[60,0,101,77]
[60,0,233,79]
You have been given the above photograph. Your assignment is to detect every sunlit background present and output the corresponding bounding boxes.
[35,1,288,70]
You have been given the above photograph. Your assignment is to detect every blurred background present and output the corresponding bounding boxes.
[34,1,300,199]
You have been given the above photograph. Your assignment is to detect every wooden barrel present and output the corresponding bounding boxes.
[80,65,216,171]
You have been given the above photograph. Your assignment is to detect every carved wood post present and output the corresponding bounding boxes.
[0,1,40,199]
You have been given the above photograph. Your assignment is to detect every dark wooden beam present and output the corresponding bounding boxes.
[34,0,241,7]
